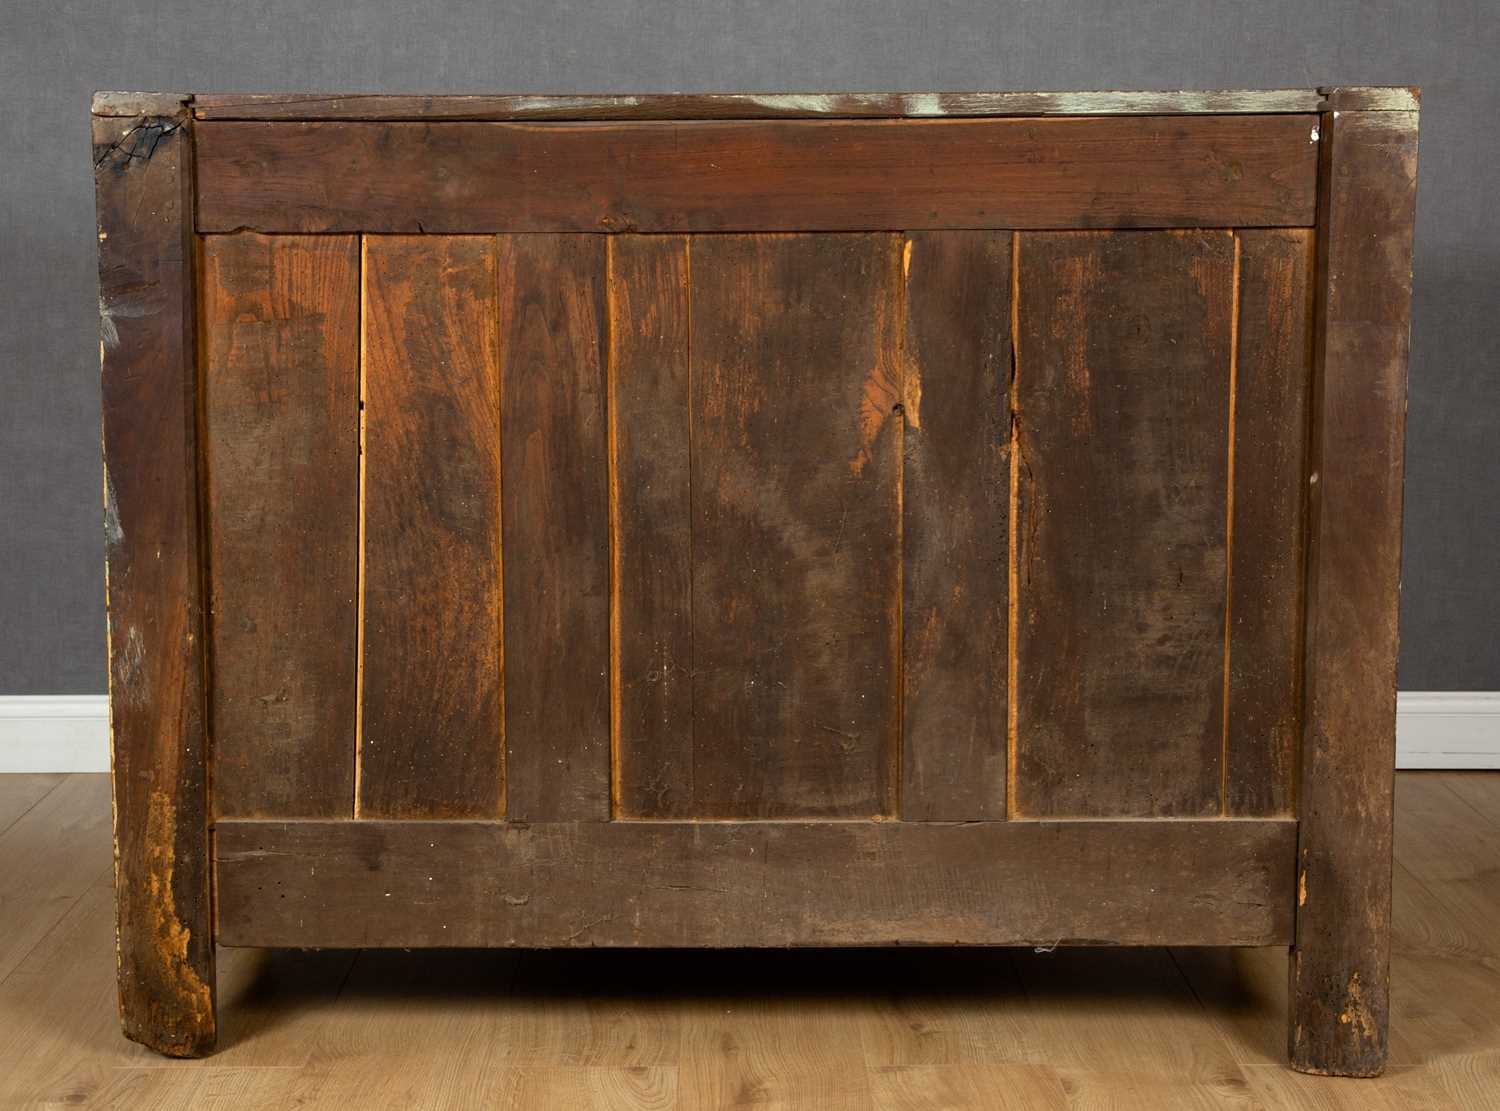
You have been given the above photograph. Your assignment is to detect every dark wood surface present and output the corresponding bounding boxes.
[176,87,1418,121]
[358,236,503,819]
[1013,230,1236,818]
[215,818,1297,949]
[1225,229,1314,817]
[900,231,1013,820]
[93,102,216,1056]
[193,116,1320,234]
[201,234,360,819]
[670,234,902,818]
[497,236,613,821]
[609,236,694,818]
[1289,109,1418,1078]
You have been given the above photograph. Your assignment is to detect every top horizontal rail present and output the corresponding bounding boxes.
[92,87,1420,122]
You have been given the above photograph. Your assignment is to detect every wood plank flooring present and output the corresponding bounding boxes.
[0,772,1496,1109]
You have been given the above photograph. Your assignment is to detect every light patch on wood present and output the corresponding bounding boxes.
[743,93,847,114]
[116,625,147,708]
[849,243,904,475]
[1337,972,1380,1044]
[899,237,921,430]
[141,789,214,1047]
[509,94,643,112]
[900,93,948,117]
[104,472,124,547]
[99,297,120,351]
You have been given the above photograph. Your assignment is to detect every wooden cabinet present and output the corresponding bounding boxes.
[92,88,1418,1074]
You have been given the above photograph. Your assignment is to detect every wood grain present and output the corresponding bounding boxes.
[608,236,693,818]
[214,817,1296,949]
[1013,230,1236,818]
[671,234,902,818]
[359,236,503,819]
[202,234,360,819]
[900,231,1013,820]
[194,116,1320,233]
[1289,109,1419,1078]
[498,235,612,821]
[186,87,1413,121]
[1224,229,1314,817]
[93,102,216,1057]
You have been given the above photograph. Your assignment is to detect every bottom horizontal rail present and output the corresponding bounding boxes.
[214,818,1296,949]
[217,815,1296,947]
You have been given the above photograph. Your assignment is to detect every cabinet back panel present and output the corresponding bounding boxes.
[199,139,1311,823]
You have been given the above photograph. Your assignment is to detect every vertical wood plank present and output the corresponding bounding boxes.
[683,234,903,818]
[900,231,1012,820]
[1290,109,1418,1078]
[202,234,360,819]
[93,98,216,1056]
[610,236,694,818]
[499,234,612,821]
[360,236,502,819]
[1225,229,1314,817]
[1013,230,1235,818]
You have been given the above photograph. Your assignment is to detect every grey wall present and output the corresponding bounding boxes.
[2,0,1496,694]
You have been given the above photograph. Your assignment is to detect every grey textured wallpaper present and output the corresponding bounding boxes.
[1,0,1496,693]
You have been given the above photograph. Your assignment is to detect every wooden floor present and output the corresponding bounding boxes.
[0,773,1497,1109]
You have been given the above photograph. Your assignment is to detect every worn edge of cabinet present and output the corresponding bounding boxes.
[93,94,216,1057]
[214,818,1297,949]
[1288,108,1419,1078]
[89,87,1420,121]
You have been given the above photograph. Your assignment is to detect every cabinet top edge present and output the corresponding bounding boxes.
[93,87,1420,122]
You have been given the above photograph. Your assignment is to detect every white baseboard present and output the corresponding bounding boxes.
[0,696,111,772]
[0,692,1496,774]
[1395,691,1500,769]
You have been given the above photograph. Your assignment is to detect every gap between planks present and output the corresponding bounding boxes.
[1221,232,1242,816]
[606,237,621,818]
[1006,232,1022,820]
[893,235,909,819]
[353,236,367,819]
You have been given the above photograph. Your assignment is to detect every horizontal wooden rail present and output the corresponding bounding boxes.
[215,818,1296,949]
[195,115,1319,234]
[170,87,1419,122]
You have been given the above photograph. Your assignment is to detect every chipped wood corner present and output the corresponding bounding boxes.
[92,91,194,118]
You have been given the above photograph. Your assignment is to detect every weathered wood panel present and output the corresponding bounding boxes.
[1013,230,1236,818]
[1290,109,1418,1078]
[498,235,612,821]
[660,234,903,818]
[359,236,503,819]
[900,231,1013,819]
[202,234,360,819]
[187,88,1418,121]
[1225,229,1314,817]
[215,817,1297,949]
[93,101,216,1056]
[195,116,1320,233]
[609,236,693,818]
